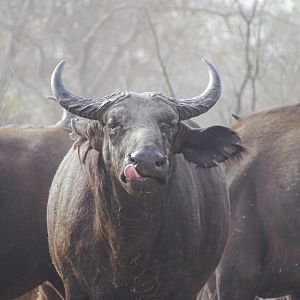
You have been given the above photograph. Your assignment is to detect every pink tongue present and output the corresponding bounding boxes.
[124,164,142,179]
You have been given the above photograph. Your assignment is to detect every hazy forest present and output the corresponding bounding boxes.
[1,0,299,128]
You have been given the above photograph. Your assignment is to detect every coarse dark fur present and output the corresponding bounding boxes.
[201,103,300,300]
[48,93,245,300]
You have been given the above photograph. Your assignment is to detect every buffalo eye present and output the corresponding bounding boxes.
[160,122,177,134]
[108,122,121,130]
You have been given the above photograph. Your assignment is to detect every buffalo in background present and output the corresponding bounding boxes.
[0,108,76,299]
[200,103,300,299]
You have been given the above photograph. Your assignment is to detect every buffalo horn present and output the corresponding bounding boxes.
[51,61,127,120]
[174,59,222,120]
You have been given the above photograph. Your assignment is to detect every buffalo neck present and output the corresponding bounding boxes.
[92,155,168,267]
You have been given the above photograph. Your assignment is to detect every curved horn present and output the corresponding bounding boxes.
[174,59,222,120]
[51,109,77,129]
[51,61,127,120]
[47,95,77,128]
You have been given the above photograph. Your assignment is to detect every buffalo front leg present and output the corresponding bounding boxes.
[216,205,265,299]
[216,234,263,300]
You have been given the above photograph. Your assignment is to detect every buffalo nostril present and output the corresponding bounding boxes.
[156,158,167,168]
[128,154,137,165]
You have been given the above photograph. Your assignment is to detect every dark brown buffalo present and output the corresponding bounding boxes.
[201,103,300,299]
[47,60,245,300]
[0,110,75,299]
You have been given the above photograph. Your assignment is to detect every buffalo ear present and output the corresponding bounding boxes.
[175,123,245,168]
[71,119,103,150]
[71,119,103,163]
[70,118,89,139]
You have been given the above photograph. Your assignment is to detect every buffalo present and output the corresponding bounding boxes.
[0,108,75,299]
[201,103,300,299]
[47,60,245,300]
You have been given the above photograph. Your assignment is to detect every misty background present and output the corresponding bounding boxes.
[0,0,299,128]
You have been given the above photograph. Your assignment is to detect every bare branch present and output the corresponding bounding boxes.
[165,5,237,19]
[234,0,248,21]
[249,1,266,112]
[89,15,140,95]
[75,3,139,94]
[234,0,259,22]
[146,12,176,98]
[233,0,263,114]
[0,0,33,105]
[0,71,15,113]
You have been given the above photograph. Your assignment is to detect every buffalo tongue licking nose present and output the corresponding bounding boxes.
[124,164,142,179]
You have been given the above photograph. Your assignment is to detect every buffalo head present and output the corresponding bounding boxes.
[51,60,243,196]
